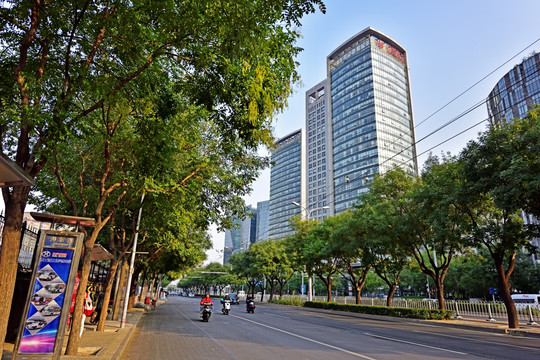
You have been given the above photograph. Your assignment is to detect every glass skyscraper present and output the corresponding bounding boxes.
[487,52,540,125]
[268,129,306,238]
[327,27,418,213]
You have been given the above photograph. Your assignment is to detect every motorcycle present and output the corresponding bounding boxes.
[246,299,256,314]
[201,304,212,322]
[221,299,231,315]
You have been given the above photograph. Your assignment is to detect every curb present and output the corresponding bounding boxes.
[110,312,143,360]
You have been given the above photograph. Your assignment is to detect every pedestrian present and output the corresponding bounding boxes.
[91,291,104,325]
[81,286,93,337]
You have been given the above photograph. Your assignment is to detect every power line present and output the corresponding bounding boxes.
[234,37,540,240]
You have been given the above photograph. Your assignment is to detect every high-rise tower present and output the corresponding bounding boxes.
[325,27,418,213]
[487,52,540,125]
[268,129,306,238]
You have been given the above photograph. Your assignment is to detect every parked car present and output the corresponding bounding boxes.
[228,293,240,305]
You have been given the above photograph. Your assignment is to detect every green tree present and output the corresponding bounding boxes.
[409,157,472,310]
[356,176,412,307]
[250,239,294,301]
[459,109,540,328]
[330,211,372,305]
[0,0,325,348]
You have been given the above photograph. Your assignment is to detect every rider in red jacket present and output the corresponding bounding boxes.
[200,294,214,306]
[200,294,214,315]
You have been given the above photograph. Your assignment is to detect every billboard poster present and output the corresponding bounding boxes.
[19,248,73,353]
[14,231,83,359]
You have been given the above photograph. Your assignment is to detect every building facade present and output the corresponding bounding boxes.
[268,129,306,238]
[304,27,418,214]
[305,80,333,220]
[487,52,540,125]
[223,206,257,264]
[255,200,270,242]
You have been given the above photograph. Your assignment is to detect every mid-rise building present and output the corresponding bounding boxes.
[487,52,540,125]
[268,129,306,238]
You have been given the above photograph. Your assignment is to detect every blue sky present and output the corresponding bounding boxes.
[207,0,540,262]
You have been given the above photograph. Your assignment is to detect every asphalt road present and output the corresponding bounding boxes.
[121,296,540,360]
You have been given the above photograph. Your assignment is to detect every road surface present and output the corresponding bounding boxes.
[121,296,540,359]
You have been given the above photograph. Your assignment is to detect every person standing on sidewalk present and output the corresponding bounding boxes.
[81,286,93,337]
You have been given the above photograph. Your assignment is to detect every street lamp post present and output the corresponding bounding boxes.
[292,201,329,301]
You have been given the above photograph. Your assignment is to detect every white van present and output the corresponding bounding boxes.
[511,294,540,310]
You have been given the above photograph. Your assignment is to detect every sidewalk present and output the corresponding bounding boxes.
[2,307,145,360]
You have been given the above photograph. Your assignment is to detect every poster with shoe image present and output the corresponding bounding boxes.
[14,230,83,359]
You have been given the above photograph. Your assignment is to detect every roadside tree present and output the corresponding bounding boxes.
[459,109,540,328]
[0,0,325,349]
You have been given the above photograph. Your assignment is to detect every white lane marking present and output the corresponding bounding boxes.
[364,332,468,355]
[231,314,378,360]
[411,330,540,352]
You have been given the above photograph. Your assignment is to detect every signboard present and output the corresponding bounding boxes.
[14,231,83,360]
[489,287,498,295]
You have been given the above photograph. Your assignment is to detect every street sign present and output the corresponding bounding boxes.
[489,287,498,295]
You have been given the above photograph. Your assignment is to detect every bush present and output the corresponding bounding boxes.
[303,301,453,320]
[268,296,304,306]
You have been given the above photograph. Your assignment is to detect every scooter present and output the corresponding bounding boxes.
[201,304,212,322]
[246,299,256,314]
[221,299,231,315]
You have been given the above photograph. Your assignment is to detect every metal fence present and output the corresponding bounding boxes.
[252,294,540,324]
[0,212,41,270]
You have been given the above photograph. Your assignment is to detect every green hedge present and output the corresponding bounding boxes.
[303,301,454,320]
[268,296,304,306]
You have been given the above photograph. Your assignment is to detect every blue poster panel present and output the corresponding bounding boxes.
[19,247,73,353]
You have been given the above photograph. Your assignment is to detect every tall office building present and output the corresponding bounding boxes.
[255,200,270,242]
[487,52,540,125]
[308,27,418,214]
[306,80,333,219]
[223,205,257,264]
[268,129,306,238]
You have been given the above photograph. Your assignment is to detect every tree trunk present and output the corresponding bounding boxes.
[0,187,28,348]
[268,281,276,302]
[319,276,333,302]
[435,276,446,311]
[495,258,519,329]
[112,260,128,320]
[97,259,118,331]
[65,230,99,355]
[128,268,140,310]
[386,283,397,307]
[355,284,362,305]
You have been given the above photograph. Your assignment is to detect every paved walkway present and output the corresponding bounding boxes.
[3,302,540,360]
[2,307,144,360]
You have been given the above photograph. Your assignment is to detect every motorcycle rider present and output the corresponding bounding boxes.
[221,294,231,308]
[200,294,214,317]
[246,294,255,311]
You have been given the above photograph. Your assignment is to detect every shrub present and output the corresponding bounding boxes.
[303,301,453,320]
[268,296,304,306]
